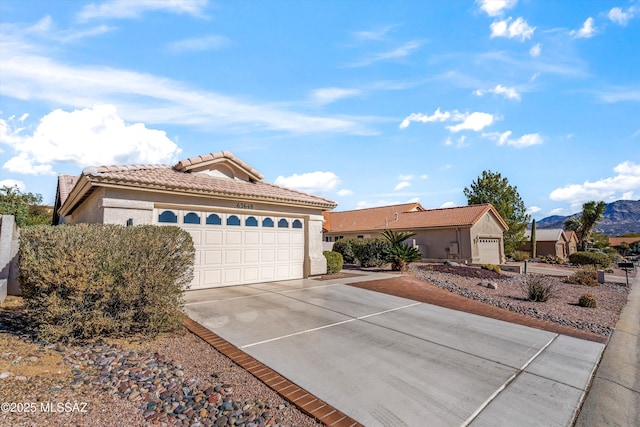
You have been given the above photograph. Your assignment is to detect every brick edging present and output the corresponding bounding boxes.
[183,317,363,427]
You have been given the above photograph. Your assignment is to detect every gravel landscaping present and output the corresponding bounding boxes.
[409,263,631,337]
[0,297,321,427]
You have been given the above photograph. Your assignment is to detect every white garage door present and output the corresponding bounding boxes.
[478,238,501,265]
[156,209,305,289]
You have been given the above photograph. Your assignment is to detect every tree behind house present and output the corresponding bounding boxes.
[463,170,530,255]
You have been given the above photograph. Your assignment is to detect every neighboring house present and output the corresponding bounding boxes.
[609,236,640,254]
[54,151,337,290]
[323,203,508,265]
[519,228,577,260]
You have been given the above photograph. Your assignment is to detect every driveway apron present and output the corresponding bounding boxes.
[185,273,604,427]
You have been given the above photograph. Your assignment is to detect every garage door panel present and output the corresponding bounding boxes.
[225,249,242,264]
[226,231,242,245]
[244,249,259,263]
[204,250,222,265]
[164,210,305,289]
[245,231,260,245]
[478,238,500,264]
[204,230,223,245]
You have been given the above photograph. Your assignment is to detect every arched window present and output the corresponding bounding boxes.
[246,216,258,227]
[158,210,178,223]
[206,214,222,225]
[184,212,200,224]
[227,215,241,226]
[292,219,303,229]
[262,217,274,228]
[278,218,289,228]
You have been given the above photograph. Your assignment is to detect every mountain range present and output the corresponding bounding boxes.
[537,200,640,236]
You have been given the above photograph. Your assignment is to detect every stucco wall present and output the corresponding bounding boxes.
[64,186,328,279]
[469,212,506,264]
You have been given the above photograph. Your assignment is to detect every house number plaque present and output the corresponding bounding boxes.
[236,203,254,209]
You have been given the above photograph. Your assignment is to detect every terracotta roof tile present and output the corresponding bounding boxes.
[324,203,507,233]
[609,236,640,246]
[57,174,80,206]
[78,164,335,209]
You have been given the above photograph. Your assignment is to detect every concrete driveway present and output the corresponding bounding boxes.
[185,273,604,427]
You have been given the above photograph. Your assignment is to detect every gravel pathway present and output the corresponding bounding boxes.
[409,264,630,337]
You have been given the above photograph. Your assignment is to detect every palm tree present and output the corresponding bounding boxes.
[564,201,606,251]
[381,230,422,271]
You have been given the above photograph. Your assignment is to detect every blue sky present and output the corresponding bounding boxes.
[1,0,639,219]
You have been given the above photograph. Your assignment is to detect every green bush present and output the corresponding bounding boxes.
[481,264,502,274]
[323,251,344,274]
[332,239,356,264]
[523,275,554,302]
[564,267,599,287]
[19,224,195,343]
[578,294,597,308]
[569,251,611,268]
[511,251,529,262]
[351,238,390,267]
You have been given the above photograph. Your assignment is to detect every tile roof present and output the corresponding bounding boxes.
[60,152,337,214]
[324,203,508,233]
[57,174,80,206]
[173,150,264,180]
[524,228,567,242]
[609,236,640,246]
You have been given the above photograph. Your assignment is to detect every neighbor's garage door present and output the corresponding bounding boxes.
[156,209,305,289]
[477,238,501,265]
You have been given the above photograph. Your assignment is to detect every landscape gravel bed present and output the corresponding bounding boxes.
[0,300,322,427]
[409,264,630,337]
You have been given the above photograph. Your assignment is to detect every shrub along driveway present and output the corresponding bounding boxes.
[184,272,604,427]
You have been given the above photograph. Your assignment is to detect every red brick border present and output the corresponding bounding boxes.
[183,317,363,427]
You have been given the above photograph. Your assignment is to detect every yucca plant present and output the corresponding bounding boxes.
[381,230,422,271]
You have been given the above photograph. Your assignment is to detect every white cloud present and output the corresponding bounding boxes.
[394,181,411,191]
[527,206,541,214]
[439,201,456,208]
[274,171,339,193]
[337,189,354,197]
[622,191,636,200]
[311,87,361,105]
[570,17,596,39]
[490,17,535,41]
[353,26,395,41]
[420,174,429,180]
[447,112,494,133]
[474,84,521,100]
[168,35,229,52]
[398,174,414,181]
[549,161,640,209]
[399,108,451,129]
[483,130,543,147]
[608,6,637,26]
[548,208,566,215]
[1,105,181,175]
[477,0,517,17]
[0,38,366,135]
[77,0,208,21]
[529,43,541,57]
[347,40,424,67]
[0,179,26,191]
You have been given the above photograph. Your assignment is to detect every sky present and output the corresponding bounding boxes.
[0,0,639,220]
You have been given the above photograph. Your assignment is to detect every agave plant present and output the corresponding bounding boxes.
[385,243,422,272]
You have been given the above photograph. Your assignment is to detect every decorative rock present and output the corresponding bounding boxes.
[0,372,12,379]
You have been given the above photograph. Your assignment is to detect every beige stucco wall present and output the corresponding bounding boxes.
[63,185,328,277]
[469,211,506,264]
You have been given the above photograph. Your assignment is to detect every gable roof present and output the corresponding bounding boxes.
[609,236,640,246]
[323,203,508,233]
[58,151,337,216]
[524,228,569,242]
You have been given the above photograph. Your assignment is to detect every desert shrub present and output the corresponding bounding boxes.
[511,251,529,262]
[578,294,597,308]
[564,267,599,287]
[523,275,554,302]
[481,264,502,274]
[332,239,356,264]
[352,238,390,267]
[19,224,195,343]
[323,251,344,274]
[604,248,622,264]
[569,251,611,268]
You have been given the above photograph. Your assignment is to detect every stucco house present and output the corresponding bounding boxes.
[519,228,578,261]
[54,151,337,290]
[323,203,508,265]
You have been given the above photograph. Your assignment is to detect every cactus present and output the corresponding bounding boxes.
[578,294,597,308]
[530,219,537,259]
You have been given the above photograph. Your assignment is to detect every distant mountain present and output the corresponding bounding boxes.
[537,200,640,236]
